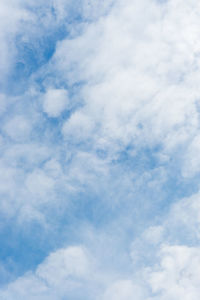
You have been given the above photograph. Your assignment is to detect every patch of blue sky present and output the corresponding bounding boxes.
[7,33,65,94]
[0,221,48,280]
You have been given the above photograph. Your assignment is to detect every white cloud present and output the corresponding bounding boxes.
[44,159,62,179]
[52,0,200,164]
[167,192,200,241]
[36,246,90,286]
[25,169,55,200]
[43,89,69,118]
[148,245,200,300]
[62,110,95,143]
[102,280,144,300]
[3,144,52,168]
[3,116,32,142]
[0,246,91,300]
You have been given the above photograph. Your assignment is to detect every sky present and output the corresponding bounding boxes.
[0,0,200,299]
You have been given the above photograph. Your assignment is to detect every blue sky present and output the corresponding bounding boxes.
[1,0,200,299]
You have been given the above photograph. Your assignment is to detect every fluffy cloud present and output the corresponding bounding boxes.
[43,89,69,118]
[0,246,91,300]
[148,245,200,300]
[3,116,32,142]
[52,0,200,161]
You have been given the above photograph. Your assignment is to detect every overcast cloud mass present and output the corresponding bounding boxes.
[0,0,200,299]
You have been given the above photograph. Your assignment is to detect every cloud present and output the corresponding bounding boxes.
[51,0,200,162]
[43,89,69,118]
[1,188,200,299]
[0,246,91,300]
[1,0,200,299]
[0,1,30,82]
[62,111,95,143]
[37,246,90,286]
[148,245,200,300]
[3,116,32,142]
[102,280,144,300]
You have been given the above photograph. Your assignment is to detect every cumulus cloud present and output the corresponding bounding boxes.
[43,89,69,118]
[62,110,95,143]
[0,246,91,300]
[148,245,200,300]
[52,0,200,160]
[3,116,32,142]
[103,280,146,300]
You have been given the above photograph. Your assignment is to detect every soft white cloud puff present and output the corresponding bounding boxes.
[25,169,55,199]
[53,0,200,162]
[148,245,200,300]
[102,280,144,300]
[62,110,95,143]
[37,246,90,286]
[3,116,32,142]
[0,246,91,300]
[43,89,69,118]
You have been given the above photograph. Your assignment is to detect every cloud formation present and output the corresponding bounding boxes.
[1,0,200,299]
